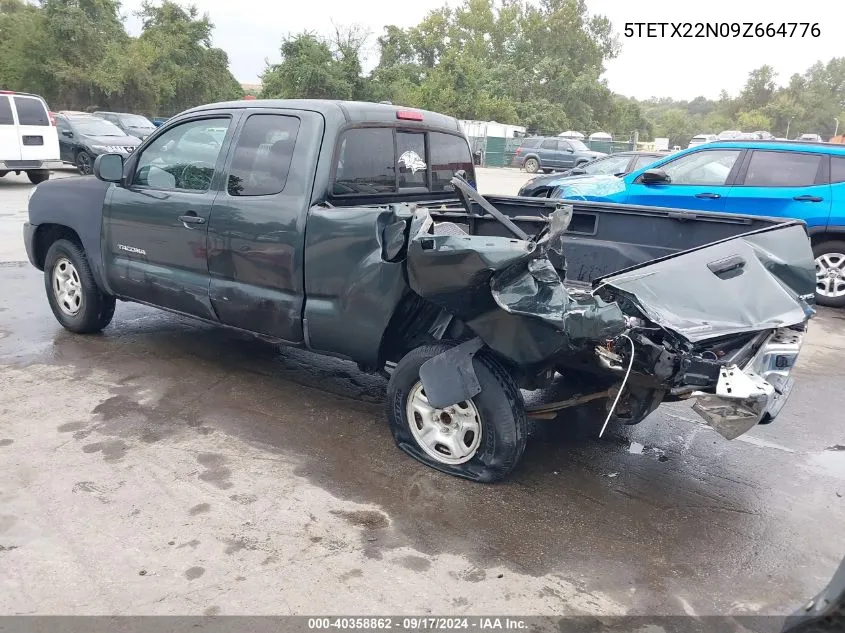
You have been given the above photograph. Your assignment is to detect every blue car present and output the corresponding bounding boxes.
[548,140,845,307]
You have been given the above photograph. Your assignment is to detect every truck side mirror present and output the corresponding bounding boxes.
[640,168,670,184]
[61,130,73,138]
[94,153,124,183]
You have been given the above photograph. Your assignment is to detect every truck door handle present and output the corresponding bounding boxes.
[793,195,823,202]
[179,213,206,227]
[695,192,721,199]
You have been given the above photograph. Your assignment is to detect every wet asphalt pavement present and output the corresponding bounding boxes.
[1,169,844,616]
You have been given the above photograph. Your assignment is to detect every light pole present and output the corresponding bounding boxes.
[835,118,840,138]
[786,116,794,139]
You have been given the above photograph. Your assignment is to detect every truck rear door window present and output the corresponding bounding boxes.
[227,114,301,196]
[13,96,49,126]
[0,97,13,125]
[397,131,427,189]
[430,132,474,191]
[333,128,395,195]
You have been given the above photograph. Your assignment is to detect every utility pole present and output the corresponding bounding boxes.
[786,116,794,139]
[835,118,840,138]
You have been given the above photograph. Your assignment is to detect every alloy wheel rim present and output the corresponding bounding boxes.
[815,252,845,298]
[406,381,482,465]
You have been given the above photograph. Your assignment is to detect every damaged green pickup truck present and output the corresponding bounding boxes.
[23,100,817,482]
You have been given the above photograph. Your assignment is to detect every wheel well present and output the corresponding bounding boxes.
[811,232,845,247]
[33,224,82,270]
[378,293,471,368]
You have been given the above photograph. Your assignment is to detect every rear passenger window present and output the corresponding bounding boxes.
[541,139,559,150]
[743,151,822,187]
[13,96,49,126]
[0,97,13,125]
[396,131,427,189]
[333,128,395,195]
[430,132,474,191]
[227,114,300,196]
[831,157,845,184]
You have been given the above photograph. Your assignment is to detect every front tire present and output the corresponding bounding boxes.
[75,151,93,175]
[813,240,845,308]
[27,170,50,184]
[387,344,527,483]
[523,157,539,174]
[43,239,116,333]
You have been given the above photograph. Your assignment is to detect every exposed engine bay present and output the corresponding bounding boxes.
[403,175,815,440]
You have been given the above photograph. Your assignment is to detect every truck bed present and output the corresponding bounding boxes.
[423,194,793,285]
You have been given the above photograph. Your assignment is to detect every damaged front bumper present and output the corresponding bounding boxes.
[692,327,804,439]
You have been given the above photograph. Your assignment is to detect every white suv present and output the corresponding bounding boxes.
[0,91,62,184]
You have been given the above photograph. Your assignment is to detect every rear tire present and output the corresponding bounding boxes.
[813,240,845,308]
[43,239,116,333]
[387,343,527,483]
[542,168,553,174]
[27,170,50,184]
[524,157,539,174]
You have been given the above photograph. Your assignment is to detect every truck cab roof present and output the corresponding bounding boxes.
[182,99,463,132]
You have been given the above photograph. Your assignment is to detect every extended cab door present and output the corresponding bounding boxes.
[205,109,323,342]
[102,112,239,318]
[624,147,743,212]
[723,149,831,227]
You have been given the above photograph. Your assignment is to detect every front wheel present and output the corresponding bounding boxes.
[386,344,527,483]
[75,151,93,175]
[523,157,540,173]
[43,239,116,333]
[813,241,845,308]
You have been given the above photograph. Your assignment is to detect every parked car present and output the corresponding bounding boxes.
[0,90,62,184]
[518,151,667,197]
[798,133,823,143]
[688,134,717,148]
[23,100,814,482]
[547,139,845,306]
[54,112,142,175]
[93,111,157,140]
[717,130,742,140]
[511,136,605,173]
[152,117,169,127]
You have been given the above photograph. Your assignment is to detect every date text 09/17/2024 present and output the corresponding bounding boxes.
[624,22,821,38]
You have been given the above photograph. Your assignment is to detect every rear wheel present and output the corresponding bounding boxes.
[43,239,116,333]
[813,240,845,308]
[542,168,553,174]
[524,157,539,173]
[387,344,527,483]
[27,170,50,184]
[75,151,93,175]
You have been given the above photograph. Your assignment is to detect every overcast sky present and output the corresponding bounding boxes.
[123,0,841,101]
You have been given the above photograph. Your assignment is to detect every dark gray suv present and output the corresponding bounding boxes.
[511,136,606,173]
